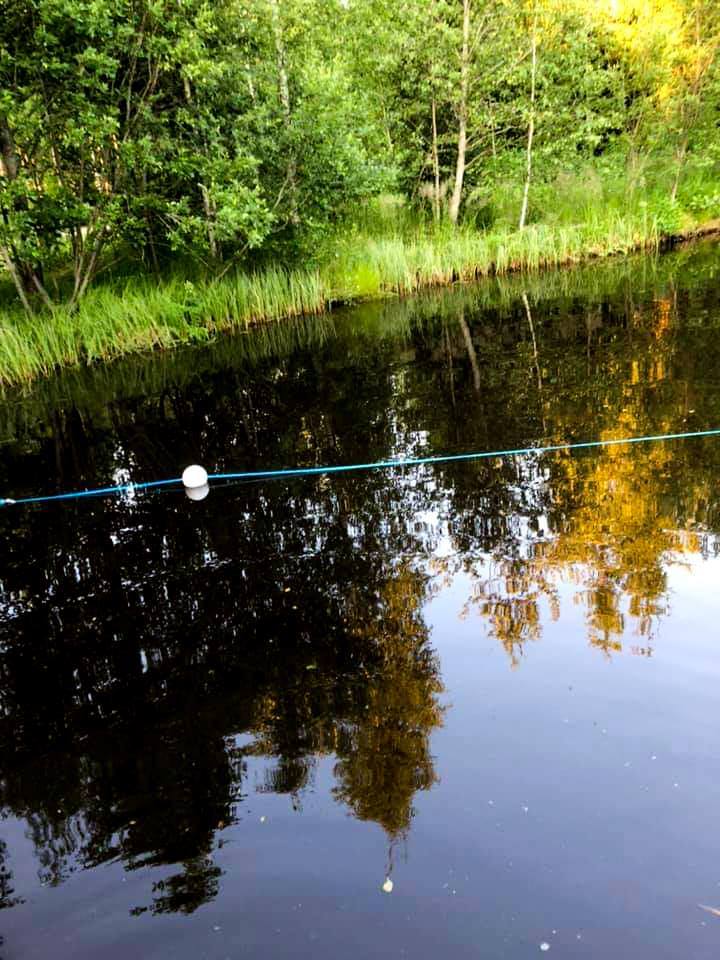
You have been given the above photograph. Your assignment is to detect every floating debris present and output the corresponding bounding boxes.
[540,942,550,951]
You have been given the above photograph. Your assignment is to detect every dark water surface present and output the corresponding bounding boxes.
[1,244,720,958]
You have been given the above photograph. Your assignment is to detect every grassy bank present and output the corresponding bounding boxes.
[0,202,718,388]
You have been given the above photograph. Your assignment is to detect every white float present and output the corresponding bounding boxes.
[182,464,209,489]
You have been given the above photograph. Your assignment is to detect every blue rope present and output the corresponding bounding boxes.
[2,426,719,507]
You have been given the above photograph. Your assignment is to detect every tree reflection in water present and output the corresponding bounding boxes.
[1,243,720,913]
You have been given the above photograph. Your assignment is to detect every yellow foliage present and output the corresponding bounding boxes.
[461,300,715,663]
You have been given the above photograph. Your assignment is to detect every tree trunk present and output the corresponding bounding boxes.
[145,219,161,278]
[0,115,20,180]
[181,79,219,260]
[0,245,33,313]
[245,63,257,103]
[69,222,105,308]
[200,184,218,260]
[670,3,719,202]
[141,167,161,278]
[0,114,53,308]
[670,137,688,203]
[28,268,53,309]
[670,6,697,204]
[518,14,537,231]
[431,97,441,222]
[448,0,471,225]
[270,0,300,226]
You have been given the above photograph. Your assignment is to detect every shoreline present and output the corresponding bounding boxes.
[0,216,718,389]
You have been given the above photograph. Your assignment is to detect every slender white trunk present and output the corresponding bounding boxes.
[245,62,257,102]
[670,138,688,203]
[519,14,537,231]
[448,0,471,225]
[431,97,441,222]
[69,223,105,308]
[200,184,218,260]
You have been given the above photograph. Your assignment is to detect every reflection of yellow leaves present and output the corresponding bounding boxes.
[480,596,542,666]
[249,563,444,839]
[339,564,444,837]
[653,298,672,339]
[428,556,448,575]
[462,389,709,662]
[458,280,717,664]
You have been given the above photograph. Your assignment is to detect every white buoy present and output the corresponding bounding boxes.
[182,464,208,489]
[382,877,393,894]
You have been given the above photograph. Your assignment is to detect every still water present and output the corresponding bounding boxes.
[1,244,720,958]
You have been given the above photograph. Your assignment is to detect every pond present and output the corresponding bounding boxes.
[1,242,720,959]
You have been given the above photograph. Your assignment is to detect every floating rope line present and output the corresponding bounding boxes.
[1,426,719,508]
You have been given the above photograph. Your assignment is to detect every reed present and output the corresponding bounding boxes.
[0,199,716,387]
[2,232,716,435]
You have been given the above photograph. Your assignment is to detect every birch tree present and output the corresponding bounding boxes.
[448,0,472,224]
[518,8,537,230]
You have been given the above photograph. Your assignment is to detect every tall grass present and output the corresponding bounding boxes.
[1,231,716,435]
[0,173,717,387]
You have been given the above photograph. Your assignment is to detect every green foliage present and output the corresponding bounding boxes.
[0,0,383,303]
[0,0,718,326]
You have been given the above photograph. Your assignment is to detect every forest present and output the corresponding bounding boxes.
[0,0,718,382]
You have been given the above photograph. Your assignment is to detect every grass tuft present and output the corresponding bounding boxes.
[0,173,717,387]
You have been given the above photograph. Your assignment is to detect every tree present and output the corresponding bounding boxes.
[669,0,720,201]
[0,0,383,309]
